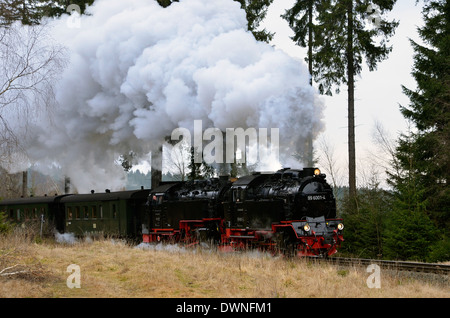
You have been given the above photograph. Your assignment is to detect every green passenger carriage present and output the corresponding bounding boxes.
[60,189,150,237]
[0,189,150,239]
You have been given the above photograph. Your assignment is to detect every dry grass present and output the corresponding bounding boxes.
[0,233,449,298]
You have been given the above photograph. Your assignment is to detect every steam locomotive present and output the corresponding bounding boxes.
[143,168,344,257]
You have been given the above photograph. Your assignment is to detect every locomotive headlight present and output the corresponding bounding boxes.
[314,169,321,176]
[303,224,311,232]
[337,223,344,231]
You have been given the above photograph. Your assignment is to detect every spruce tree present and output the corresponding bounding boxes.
[0,0,42,25]
[286,0,398,200]
[156,0,178,8]
[234,0,274,42]
[400,0,449,232]
[0,1,95,25]
[386,0,449,262]
[282,0,329,166]
[39,1,95,18]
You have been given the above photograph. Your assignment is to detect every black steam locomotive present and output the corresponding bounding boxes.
[143,168,344,257]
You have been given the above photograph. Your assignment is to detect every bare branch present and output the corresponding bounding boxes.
[0,264,28,276]
[0,21,66,164]
[316,135,344,197]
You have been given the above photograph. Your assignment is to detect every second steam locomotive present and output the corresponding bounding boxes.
[143,168,344,257]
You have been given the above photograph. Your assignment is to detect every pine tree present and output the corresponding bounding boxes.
[0,0,94,25]
[0,0,42,25]
[155,0,178,8]
[400,0,449,232]
[282,0,331,167]
[288,0,398,200]
[38,0,95,18]
[234,0,274,42]
[187,146,215,181]
[282,0,328,86]
[386,0,449,262]
[384,127,439,261]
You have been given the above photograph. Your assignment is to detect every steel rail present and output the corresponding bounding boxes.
[322,257,450,275]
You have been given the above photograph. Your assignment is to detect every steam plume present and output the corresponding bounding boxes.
[23,0,324,192]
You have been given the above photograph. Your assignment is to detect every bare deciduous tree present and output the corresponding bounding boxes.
[317,135,343,196]
[0,21,66,164]
[164,139,190,181]
[369,120,404,185]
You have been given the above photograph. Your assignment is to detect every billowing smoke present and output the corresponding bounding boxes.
[22,0,324,192]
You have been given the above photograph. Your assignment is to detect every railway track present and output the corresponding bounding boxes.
[322,257,450,275]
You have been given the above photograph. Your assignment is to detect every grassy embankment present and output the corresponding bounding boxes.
[0,232,448,298]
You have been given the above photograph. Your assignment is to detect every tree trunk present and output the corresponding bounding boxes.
[306,0,314,167]
[347,1,356,199]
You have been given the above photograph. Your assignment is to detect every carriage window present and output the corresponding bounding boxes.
[67,207,73,220]
[33,208,38,219]
[16,209,21,221]
[112,204,117,218]
[99,205,103,219]
[92,206,97,219]
[9,209,14,219]
[303,182,324,194]
[83,206,89,219]
[25,208,30,220]
[75,207,80,219]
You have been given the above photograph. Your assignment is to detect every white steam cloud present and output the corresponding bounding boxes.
[23,0,324,192]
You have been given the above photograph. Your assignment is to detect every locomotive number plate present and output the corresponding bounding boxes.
[307,195,326,201]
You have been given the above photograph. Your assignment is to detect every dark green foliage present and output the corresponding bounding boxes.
[0,1,94,25]
[282,0,330,84]
[399,0,449,233]
[187,147,214,181]
[234,0,274,42]
[383,0,449,262]
[340,186,392,259]
[0,211,13,235]
[289,0,399,96]
[39,0,95,18]
[383,208,439,261]
[155,0,178,8]
[0,0,42,25]
[428,236,450,262]
[283,0,398,200]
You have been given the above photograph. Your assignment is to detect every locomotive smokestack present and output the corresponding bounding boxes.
[217,131,231,176]
[22,171,28,198]
[64,176,71,194]
[151,145,163,189]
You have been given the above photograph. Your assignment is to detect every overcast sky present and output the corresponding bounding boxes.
[263,1,425,185]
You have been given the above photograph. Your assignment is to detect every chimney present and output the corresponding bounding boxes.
[64,176,71,194]
[151,145,163,189]
[22,171,28,198]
